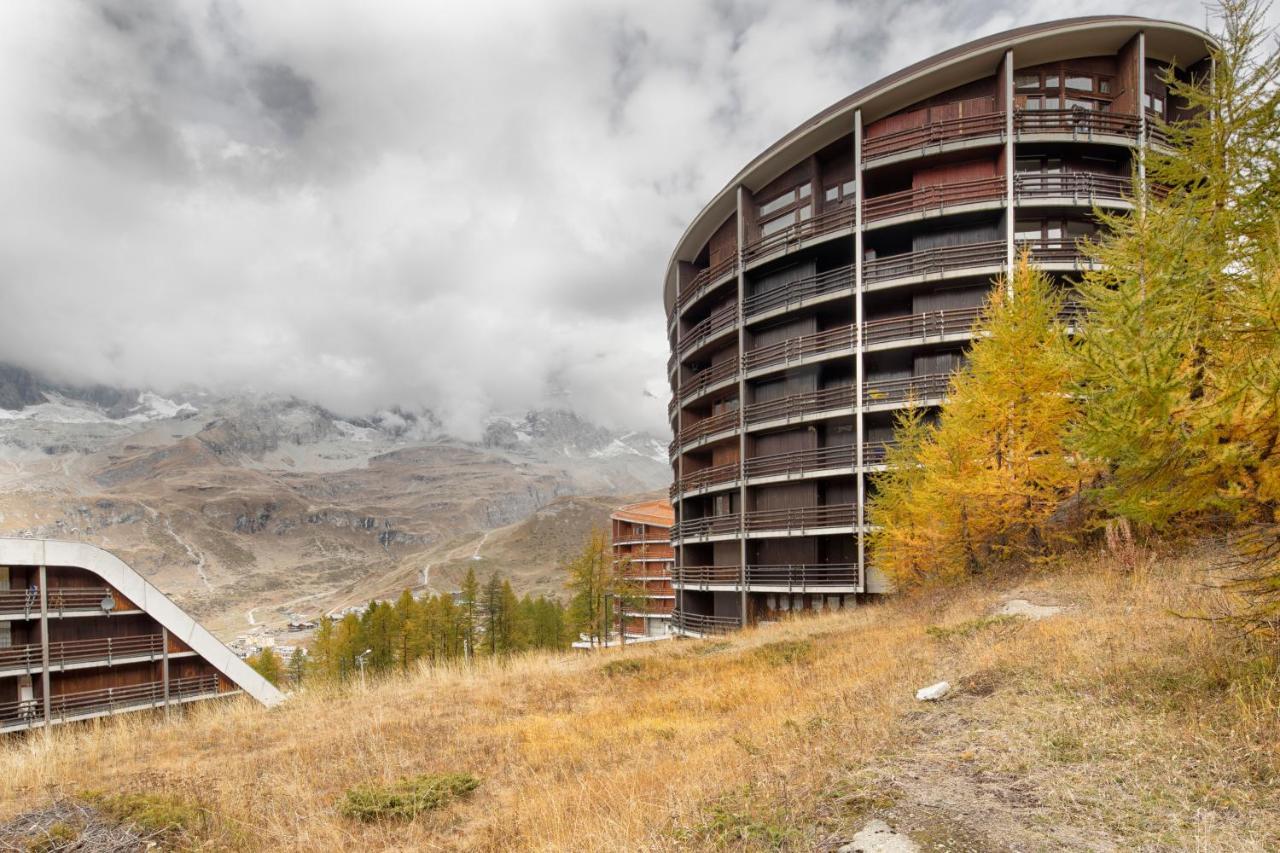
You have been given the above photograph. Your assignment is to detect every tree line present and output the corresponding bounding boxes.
[869,0,1280,629]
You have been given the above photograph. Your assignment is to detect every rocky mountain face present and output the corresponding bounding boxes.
[0,364,669,638]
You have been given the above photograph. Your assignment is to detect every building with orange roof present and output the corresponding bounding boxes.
[610,500,675,640]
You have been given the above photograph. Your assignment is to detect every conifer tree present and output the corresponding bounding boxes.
[566,529,612,646]
[247,647,285,686]
[459,566,480,659]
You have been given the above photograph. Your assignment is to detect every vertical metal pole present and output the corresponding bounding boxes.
[854,110,866,592]
[672,266,684,637]
[735,185,748,628]
[38,564,50,727]
[1004,49,1016,284]
[161,626,170,717]
[1137,32,1148,200]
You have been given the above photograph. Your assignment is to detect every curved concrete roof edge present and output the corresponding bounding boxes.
[0,537,285,708]
[662,15,1215,306]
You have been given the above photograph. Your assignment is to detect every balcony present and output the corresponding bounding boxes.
[863,373,950,410]
[864,176,1005,226]
[743,503,858,536]
[0,674,225,733]
[678,255,739,313]
[863,111,1007,167]
[1014,171,1132,207]
[0,633,180,677]
[672,610,741,636]
[864,306,982,350]
[744,324,854,377]
[682,359,738,403]
[675,409,740,449]
[681,304,739,358]
[741,206,856,267]
[673,565,742,586]
[671,514,741,541]
[744,444,855,482]
[864,240,1006,289]
[679,460,741,496]
[744,385,855,428]
[0,587,127,621]
[1014,108,1140,143]
[743,264,854,322]
[745,563,861,590]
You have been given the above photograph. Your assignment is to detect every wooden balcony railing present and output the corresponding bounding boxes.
[678,256,739,311]
[864,373,951,407]
[1014,171,1130,203]
[863,440,894,466]
[676,409,740,446]
[0,587,115,618]
[673,565,742,585]
[681,304,739,357]
[746,563,860,588]
[673,611,741,635]
[864,240,1006,286]
[0,633,168,674]
[864,306,983,347]
[741,206,856,266]
[671,514,741,539]
[743,264,854,319]
[744,444,855,480]
[745,324,854,373]
[0,675,223,731]
[864,176,1005,223]
[680,460,741,492]
[682,358,738,402]
[625,599,675,616]
[744,385,855,426]
[1014,108,1140,140]
[743,503,858,533]
[863,110,1007,162]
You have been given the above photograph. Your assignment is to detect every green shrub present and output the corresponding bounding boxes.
[751,639,814,667]
[82,791,205,836]
[339,773,479,822]
[601,658,647,678]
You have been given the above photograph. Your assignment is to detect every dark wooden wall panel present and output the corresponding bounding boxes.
[912,158,997,189]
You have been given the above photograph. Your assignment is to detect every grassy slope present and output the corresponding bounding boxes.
[1,549,1277,851]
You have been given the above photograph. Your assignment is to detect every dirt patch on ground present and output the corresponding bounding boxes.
[0,799,156,852]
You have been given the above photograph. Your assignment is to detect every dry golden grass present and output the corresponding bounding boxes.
[1,547,1278,851]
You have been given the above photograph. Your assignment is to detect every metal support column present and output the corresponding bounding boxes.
[672,264,685,636]
[1137,32,1148,200]
[854,109,866,591]
[1004,48,1016,284]
[735,185,749,627]
[161,626,171,716]
[38,563,50,727]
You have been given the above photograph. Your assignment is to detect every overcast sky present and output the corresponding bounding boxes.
[0,0,1232,435]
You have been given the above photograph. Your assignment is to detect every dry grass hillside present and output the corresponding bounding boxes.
[1,547,1278,851]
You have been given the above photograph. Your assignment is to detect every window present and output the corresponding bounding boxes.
[759,190,797,218]
[1066,75,1093,91]
[1145,92,1165,116]
[1044,74,1060,90]
[1099,78,1112,95]
[1015,72,1040,91]
[1016,156,1062,173]
[824,179,855,205]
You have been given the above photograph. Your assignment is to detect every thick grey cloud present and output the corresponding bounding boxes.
[0,0,1232,435]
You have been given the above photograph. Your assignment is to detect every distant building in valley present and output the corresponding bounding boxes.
[0,538,283,734]
[611,500,675,640]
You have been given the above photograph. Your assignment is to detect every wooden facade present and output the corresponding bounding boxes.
[0,540,282,734]
[663,18,1212,634]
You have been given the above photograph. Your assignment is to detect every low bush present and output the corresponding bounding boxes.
[339,773,479,823]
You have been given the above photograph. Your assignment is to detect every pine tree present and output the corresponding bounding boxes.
[247,647,285,686]
[565,529,612,645]
[459,567,480,660]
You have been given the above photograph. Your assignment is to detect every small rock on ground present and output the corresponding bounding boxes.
[997,598,1063,620]
[839,818,920,852]
[915,680,950,701]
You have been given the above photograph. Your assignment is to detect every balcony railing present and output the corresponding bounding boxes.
[744,444,855,480]
[680,460,741,493]
[745,385,855,426]
[681,305,739,357]
[864,373,951,407]
[0,633,168,674]
[741,206,856,266]
[743,264,854,320]
[673,610,741,636]
[746,564,860,588]
[864,306,983,347]
[682,358,738,402]
[1014,108,1140,140]
[1014,171,1131,204]
[864,240,1005,286]
[743,503,858,533]
[863,110,1007,163]
[0,587,116,619]
[864,176,1005,224]
[0,675,223,731]
[678,256,739,311]
[863,440,894,466]
[676,409,740,446]
[745,324,854,374]
[671,514,741,540]
[673,565,742,585]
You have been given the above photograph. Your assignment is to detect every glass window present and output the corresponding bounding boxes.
[798,183,811,199]
[1044,74,1060,89]
[1066,75,1093,91]
[1023,97,1043,110]
[1044,97,1060,110]
[842,180,855,196]
[1016,156,1041,172]
[824,187,838,202]
[1146,93,1165,115]
[1099,78,1112,95]
[1066,221,1095,238]
[798,205,811,221]
[761,216,792,237]
[1015,73,1040,91]
[759,190,796,218]
[1015,220,1042,241]
[1066,98,1096,110]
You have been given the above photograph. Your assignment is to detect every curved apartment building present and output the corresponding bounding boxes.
[664,17,1212,635]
